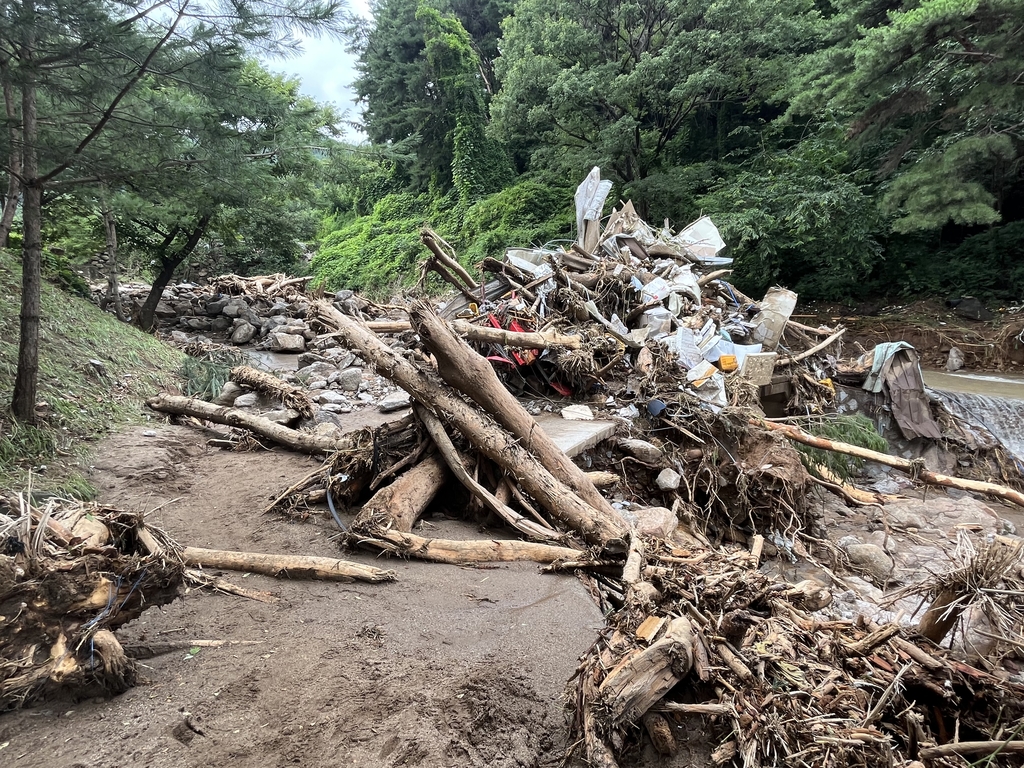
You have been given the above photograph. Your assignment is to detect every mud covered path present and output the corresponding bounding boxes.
[0,425,657,768]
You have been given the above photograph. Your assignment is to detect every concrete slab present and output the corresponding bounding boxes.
[533,413,617,457]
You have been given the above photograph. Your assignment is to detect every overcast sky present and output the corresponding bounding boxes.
[262,0,372,142]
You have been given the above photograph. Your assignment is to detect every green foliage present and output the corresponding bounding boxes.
[796,414,889,482]
[698,131,885,300]
[460,179,575,261]
[0,249,183,496]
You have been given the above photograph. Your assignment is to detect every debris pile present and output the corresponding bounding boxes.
[0,494,183,710]
[136,168,1024,765]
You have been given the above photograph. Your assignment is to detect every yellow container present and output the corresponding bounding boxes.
[718,354,738,372]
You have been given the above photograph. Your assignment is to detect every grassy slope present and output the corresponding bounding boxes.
[0,249,184,496]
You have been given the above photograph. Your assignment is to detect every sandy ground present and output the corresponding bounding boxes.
[0,424,637,768]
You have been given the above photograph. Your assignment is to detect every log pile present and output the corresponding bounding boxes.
[138,169,1024,765]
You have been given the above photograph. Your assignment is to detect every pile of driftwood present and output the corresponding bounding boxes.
[137,173,1024,765]
[0,489,398,711]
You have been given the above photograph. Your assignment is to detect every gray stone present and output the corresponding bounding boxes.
[357,393,375,403]
[262,408,300,425]
[946,347,965,372]
[296,352,324,368]
[320,403,353,413]
[631,506,678,539]
[269,333,305,353]
[313,422,344,439]
[184,317,212,331]
[262,315,291,332]
[314,410,344,427]
[334,289,354,302]
[296,361,337,382]
[233,392,258,408]
[222,297,249,318]
[379,391,412,413]
[230,322,257,345]
[213,381,244,406]
[155,301,177,319]
[210,316,232,333]
[323,348,355,368]
[845,543,894,585]
[317,390,349,405]
[307,379,328,390]
[301,328,316,341]
[655,468,681,491]
[335,367,363,392]
[205,296,230,315]
[170,330,191,344]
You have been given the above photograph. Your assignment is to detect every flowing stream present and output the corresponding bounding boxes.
[923,370,1024,461]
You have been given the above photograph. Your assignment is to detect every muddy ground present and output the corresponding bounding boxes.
[0,423,713,768]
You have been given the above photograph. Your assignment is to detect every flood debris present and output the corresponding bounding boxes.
[0,493,183,710]
[133,168,1024,765]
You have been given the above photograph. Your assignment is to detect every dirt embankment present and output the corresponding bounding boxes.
[2,425,678,768]
[810,300,1024,371]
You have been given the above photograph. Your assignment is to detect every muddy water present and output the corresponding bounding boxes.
[923,369,1024,462]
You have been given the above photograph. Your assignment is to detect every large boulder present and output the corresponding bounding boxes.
[213,381,243,406]
[334,367,363,392]
[269,332,305,353]
[222,297,249,318]
[230,322,257,345]
[205,295,230,315]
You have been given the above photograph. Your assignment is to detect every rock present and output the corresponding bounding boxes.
[334,289,354,302]
[233,392,258,408]
[183,317,212,331]
[222,297,249,318]
[655,468,681,491]
[205,296,230,315]
[307,379,328,390]
[313,422,344,439]
[230,322,257,345]
[262,315,292,333]
[210,316,232,333]
[617,438,669,467]
[953,296,994,321]
[323,348,355,368]
[295,361,337,382]
[296,352,324,368]
[630,506,678,539]
[155,301,177,319]
[357,392,375,402]
[946,346,965,372]
[335,367,363,392]
[262,408,300,425]
[170,330,191,344]
[213,381,243,406]
[320,403,353,413]
[269,333,305,353]
[317,390,349,405]
[844,543,894,585]
[314,410,344,427]
[379,391,412,413]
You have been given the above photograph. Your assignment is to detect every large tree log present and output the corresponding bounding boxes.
[410,302,620,524]
[598,617,695,727]
[230,365,314,418]
[416,405,563,541]
[312,301,628,546]
[183,547,396,583]
[763,420,1024,509]
[147,393,365,455]
[363,319,582,350]
[353,529,581,564]
[351,452,449,534]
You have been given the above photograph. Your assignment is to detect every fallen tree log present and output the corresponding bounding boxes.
[353,529,581,564]
[416,405,562,541]
[313,301,628,546]
[763,420,1024,509]
[351,452,449,534]
[776,327,846,366]
[147,393,365,455]
[183,547,396,583]
[230,365,314,418]
[362,318,583,350]
[410,302,620,524]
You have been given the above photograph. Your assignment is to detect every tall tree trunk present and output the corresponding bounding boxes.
[99,201,125,321]
[0,59,21,248]
[136,215,210,332]
[12,11,40,423]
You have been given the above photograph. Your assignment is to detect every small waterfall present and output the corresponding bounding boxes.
[931,388,1024,462]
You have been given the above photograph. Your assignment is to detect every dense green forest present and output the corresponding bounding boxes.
[1,0,1022,365]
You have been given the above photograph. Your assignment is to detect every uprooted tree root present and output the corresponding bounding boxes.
[0,498,184,711]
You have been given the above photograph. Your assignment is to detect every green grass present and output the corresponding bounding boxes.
[0,248,185,497]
